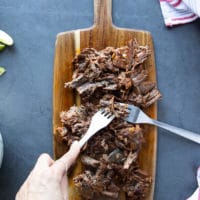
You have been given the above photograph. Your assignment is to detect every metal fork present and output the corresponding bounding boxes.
[124,104,200,144]
[79,109,115,148]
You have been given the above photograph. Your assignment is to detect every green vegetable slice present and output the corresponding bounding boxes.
[0,43,6,51]
[0,67,6,76]
[0,30,14,46]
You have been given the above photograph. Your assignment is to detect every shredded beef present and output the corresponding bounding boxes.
[56,39,161,199]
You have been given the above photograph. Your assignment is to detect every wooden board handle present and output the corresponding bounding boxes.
[94,0,113,29]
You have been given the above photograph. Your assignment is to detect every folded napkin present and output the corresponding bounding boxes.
[187,167,200,200]
[159,0,200,27]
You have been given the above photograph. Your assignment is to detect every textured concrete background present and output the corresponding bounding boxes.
[0,0,200,199]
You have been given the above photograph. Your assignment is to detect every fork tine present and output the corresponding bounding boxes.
[99,109,114,119]
[107,113,112,118]
[109,115,115,120]
[79,109,115,148]
[107,113,113,118]
[100,108,106,114]
[104,111,111,117]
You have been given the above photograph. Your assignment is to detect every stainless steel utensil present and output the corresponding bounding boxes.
[123,103,200,144]
[79,109,115,148]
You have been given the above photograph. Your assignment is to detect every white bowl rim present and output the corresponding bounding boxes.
[0,132,3,168]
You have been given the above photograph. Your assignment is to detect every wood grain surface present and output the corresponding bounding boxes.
[53,0,157,199]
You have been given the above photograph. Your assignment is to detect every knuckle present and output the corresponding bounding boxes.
[42,171,58,182]
[39,153,50,159]
[37,153,51,161]
[32,169,51,182]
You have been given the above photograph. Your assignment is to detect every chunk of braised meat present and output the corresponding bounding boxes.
[66,39,161,107]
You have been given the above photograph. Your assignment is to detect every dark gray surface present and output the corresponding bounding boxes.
[0,0,200,199]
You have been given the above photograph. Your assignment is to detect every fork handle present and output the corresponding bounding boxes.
[78,128,96,148]
[150,119,200,144]
[79,132,91,148]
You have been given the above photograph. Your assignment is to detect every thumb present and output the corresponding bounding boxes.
[52,141,81,175]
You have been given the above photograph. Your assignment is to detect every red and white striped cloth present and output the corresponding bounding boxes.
[159,0,200,27]
[187,167,200,200]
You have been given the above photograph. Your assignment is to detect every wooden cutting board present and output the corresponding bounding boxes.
[53,0,157,199]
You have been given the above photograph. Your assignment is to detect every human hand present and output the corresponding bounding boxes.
[16,141,80,200]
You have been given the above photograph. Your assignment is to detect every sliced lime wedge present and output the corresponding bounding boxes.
[0,30,14,46]
[0,67,6,76]
[0,43,6,51]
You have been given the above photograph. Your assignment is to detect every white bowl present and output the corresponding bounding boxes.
[0,132,3,167]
